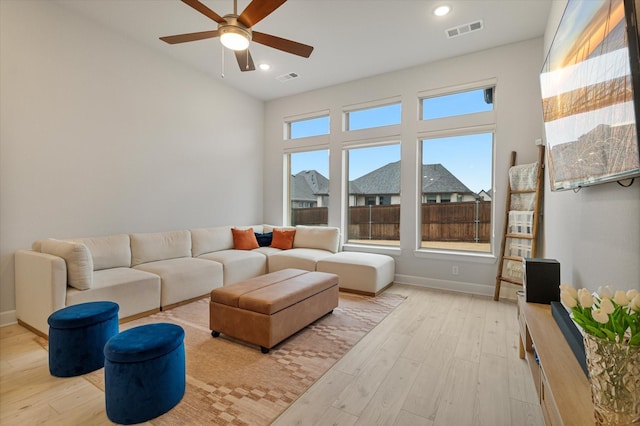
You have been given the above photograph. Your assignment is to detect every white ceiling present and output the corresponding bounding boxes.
[56,0,553,101]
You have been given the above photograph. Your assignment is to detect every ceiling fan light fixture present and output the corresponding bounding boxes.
[219,25,251,51]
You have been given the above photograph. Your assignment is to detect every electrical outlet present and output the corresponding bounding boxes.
[452,265,459,275]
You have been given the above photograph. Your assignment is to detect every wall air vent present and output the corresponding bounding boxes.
[276,72,300,83]
[446,20,484,38]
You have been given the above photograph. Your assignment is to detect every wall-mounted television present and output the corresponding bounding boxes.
[540,0,640,191]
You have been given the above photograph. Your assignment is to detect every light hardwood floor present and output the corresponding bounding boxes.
[0,285,544,425]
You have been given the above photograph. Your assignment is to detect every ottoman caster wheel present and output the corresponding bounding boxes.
[211,331,220,338]
[261,346,270,354]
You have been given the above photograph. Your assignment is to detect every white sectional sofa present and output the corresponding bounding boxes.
[15,224,394,337]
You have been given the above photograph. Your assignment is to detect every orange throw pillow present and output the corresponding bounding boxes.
[270,228,296,250]
[231,227,259,250]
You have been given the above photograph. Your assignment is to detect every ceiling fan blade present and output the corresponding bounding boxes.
[252,31,314,58]
[181,0,226,24]
[235,50,256,72]
[238,0,287,28]
[160,30,219,44]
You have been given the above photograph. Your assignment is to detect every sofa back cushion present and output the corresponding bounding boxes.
[191,226,233,257]
[41,239,93,290]
[130,230,191,266]
[74,234,131,271]
[262,224,294,233]
[293,226,340,253]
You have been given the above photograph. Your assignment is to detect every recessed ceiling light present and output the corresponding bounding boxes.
[434,5,451,16]
[259,63,271,71]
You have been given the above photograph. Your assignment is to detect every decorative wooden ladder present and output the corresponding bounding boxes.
[494,145,545,301]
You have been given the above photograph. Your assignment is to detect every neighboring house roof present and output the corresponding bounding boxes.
[421,163,474,194]
[351,161,402,194]
[291,170,329,202]
[292,162,475,199]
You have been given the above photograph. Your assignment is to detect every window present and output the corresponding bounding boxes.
[289,150,329,226]
[418,82,496,254]
[421,87,493,121]
[346,103,401,131]
[421,133,493,252]
[288,115,329,139]
[346,144,401,245]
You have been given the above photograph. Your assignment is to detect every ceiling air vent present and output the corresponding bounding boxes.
[276,72,300,83]
[446,20,484,39]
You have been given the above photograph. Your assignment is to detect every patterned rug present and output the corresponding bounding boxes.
[82,291,405,425]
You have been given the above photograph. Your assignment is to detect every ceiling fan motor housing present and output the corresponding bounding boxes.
[218,15,252,50]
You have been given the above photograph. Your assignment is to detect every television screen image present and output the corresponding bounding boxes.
[540,0,640,191]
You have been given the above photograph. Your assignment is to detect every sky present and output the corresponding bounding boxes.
[290,89,493,193]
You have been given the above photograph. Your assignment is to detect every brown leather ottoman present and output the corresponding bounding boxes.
[209,268,339,353]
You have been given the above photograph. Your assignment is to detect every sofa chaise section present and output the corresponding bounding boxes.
[266,225,340,272]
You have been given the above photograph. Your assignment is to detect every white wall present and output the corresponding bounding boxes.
[542,0,640,292]
[0,1,265,321]
[264,38,546,296]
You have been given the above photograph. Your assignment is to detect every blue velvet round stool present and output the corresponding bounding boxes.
[47,301,119,377]
[104,323,185,425]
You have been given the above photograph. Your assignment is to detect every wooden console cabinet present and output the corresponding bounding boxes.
[517,293,595,426]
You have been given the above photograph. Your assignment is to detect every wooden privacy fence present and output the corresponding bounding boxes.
[292,201,491,242]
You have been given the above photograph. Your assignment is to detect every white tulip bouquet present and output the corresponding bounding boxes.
[560,285,640,346]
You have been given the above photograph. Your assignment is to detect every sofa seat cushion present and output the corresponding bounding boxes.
[133,257,223,307]
[267,248,333,273]
[253,246,281,256]
[198,250,267,285]
[66,268,161,319]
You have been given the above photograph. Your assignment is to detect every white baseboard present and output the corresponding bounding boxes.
[0,310,17,328]
[394,274,494,297]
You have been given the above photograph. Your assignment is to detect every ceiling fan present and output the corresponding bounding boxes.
[160,0,314,72]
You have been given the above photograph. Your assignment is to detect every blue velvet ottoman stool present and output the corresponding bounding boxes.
[47,301,119,377]
[104,323,185,425]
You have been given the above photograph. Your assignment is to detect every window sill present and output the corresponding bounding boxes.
[414,248,497,264]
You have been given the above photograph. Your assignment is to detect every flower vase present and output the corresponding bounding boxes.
[583,333,640,425]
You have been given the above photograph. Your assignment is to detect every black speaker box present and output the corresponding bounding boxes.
[522,258,560,304]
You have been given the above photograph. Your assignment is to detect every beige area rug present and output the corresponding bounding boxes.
[81,291,405,425]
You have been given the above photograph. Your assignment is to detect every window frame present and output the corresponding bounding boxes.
[342,140,402,247]
[284,110,330,141]
[416,80,497,257]
[344,101,402,132]
[417,126,496,256]
[285,147,330,227]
